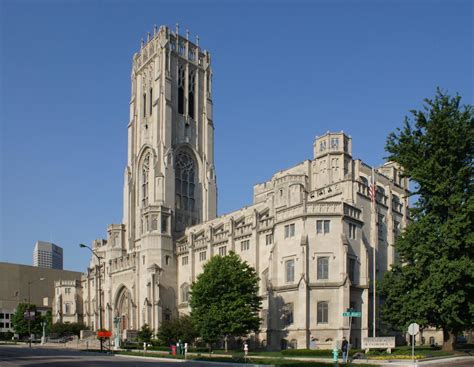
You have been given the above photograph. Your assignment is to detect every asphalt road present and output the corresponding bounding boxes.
[0,345,182,367]
[1,345,473,367]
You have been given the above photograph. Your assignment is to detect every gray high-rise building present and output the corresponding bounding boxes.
[33,241,63,269]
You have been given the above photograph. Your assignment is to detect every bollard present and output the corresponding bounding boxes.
[332,347,339,364]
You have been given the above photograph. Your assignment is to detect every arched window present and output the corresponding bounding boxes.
[178,65,185,114]
[181,283,189,303]
[141,154,150,207]
[175,151,196,213]
[188,70,195,119]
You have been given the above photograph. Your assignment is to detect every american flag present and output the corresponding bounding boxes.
[369,168,376,203]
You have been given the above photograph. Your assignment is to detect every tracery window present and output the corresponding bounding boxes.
[142,154,150,207]
[175,151,196,213]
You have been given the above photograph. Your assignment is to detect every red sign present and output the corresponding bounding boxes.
[97,330,112,338]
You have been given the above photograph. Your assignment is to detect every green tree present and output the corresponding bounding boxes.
[137,323,153,343]
[156,315,198,346]
[380,90,474,351]
[11,303,43,338]
[190,251,261,351]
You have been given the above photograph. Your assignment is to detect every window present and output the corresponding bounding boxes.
[143,93,147,118]
[0,313,3,319]
[240,240,250,251]
[0,323,3,328]
[175,151,196,216]
[348,258,356,282]
[393,220,400,239]
[285,259,295,282]
[141,154,150,207]
[319,140,327,152]
[265,233,273,246]
[178,65,185,114]
[161,216,168,233]
[199,251,206,262]
[188,70,195,119]
[317,257,329,280]
[181,283,189,303]
[219,246,227,256]
[65,288,71,295]
[316,220,330,234]
[64,303,71,314]
[317,301,328,323]
[378,214,385,239]
[149,88,153,115]
[5,314,9,319]
[282,303,294,326]
[330,138,339,150]
[284,223,295,238]
[348,223,357,239]
[142,256,146,265]
[182,256,188,265]
[165,256,170,265]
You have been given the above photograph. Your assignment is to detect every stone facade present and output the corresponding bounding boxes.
[77,25,409,349]
[53,280,83,324]
[176,133,409,349]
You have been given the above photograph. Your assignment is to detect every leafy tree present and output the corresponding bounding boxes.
[190,251,262,351]
[11,303,43,338]
[137,323,153,343]
[380,90,474,351]
[156,315,198,346]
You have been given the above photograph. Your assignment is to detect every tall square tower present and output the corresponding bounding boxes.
[33,241,63,269]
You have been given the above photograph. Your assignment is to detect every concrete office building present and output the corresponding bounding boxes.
[0,262,82,332]
[33,241,63,270]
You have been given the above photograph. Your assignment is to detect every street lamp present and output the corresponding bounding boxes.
[27,277,45,348]
[79,243,104,352]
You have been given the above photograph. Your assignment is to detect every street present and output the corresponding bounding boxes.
[0,345,473,367]
[0,345,181,367]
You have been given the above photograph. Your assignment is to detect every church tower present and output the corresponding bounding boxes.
[116,25,217,327]
[123,25,217,246]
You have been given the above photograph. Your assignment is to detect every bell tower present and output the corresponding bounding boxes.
[122,24,217,254]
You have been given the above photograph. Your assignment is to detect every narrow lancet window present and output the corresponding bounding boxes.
[178,65,185,115]
[188,70,195,119]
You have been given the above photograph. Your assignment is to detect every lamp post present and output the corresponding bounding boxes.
[79,243,104,352]
[27,277,45,348]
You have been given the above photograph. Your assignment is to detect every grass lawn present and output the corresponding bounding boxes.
[118,350,379,366]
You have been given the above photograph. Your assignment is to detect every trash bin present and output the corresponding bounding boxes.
[171,345,177,356]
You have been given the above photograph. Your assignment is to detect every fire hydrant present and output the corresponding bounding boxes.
[332,347,339,363]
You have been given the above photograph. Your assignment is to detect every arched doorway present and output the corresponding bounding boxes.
[115,286,133,333]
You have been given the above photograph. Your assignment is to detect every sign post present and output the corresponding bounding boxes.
[408,323,420,366]
[342,309,362,363]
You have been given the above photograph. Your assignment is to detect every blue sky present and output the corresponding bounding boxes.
[0,0,472,272]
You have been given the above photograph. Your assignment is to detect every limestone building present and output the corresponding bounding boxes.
[76,25,409,349]
[53,280,83,324]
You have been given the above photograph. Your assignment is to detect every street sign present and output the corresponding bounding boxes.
[408,323,419,336]
[343,311,362,317]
